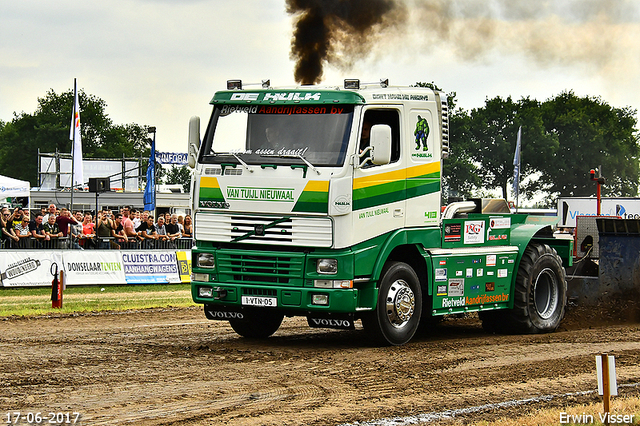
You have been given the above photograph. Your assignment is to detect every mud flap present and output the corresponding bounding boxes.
[307,313,355,330]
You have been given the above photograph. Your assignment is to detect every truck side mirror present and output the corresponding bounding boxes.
[370,124,392,165]
[187,116,201,169]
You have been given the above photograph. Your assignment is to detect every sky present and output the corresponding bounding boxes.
[1,0,640,154]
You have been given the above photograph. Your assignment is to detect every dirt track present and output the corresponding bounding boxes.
[2,306,640,425]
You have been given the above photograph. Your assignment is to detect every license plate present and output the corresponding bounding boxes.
[241,296,277,307]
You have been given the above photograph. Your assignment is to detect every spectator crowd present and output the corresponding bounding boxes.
[1,204,193,250]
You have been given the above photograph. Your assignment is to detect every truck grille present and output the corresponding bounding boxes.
[242,288,277,297]
[217,251,305,286]
[195,214,333,247]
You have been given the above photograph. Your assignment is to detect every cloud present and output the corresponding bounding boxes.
[1,0,638,155]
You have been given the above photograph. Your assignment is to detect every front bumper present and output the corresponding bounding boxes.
[192,281,362,313]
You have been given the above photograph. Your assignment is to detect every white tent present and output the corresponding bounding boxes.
[0,175,30,205]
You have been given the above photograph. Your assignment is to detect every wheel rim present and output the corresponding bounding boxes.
[385,279,415,328]
[533,267,559,320]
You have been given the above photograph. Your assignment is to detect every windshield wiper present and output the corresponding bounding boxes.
[260,153,320,175]
[212,151,253,173]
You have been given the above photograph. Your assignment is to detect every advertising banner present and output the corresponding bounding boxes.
[0,251,63,287]
[557,197,640,227]
[0,250,191,287]
[64,251,126,286]
[176,251,192,283]
[121,252,181,284]
[156,152,188,165]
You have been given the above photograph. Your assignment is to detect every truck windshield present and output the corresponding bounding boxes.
[200,104,354,167]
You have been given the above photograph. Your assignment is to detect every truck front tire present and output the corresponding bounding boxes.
[362,261,423,345]
[228,308,284,339]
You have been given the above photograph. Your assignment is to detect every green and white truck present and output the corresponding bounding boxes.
[188,79,573,345]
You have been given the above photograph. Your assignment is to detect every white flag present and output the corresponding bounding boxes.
[70,79,83,187]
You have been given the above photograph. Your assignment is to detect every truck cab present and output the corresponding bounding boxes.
[189,79,571,345]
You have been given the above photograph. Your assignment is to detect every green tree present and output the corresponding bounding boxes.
[162,165,192,193]
[0,88,151,186]
[443,108,482,200]
[467,96,520,199]
[98,123,151,158]
[464,96,558,201]
[510,97,560,205]
[0,113,43,186]
[538,91,639,198]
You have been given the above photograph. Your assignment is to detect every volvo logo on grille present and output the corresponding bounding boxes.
[254,224,265,236]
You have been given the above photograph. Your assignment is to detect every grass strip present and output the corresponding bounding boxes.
[0,284,196,317]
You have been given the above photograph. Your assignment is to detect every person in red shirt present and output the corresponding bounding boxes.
[55,208,78,237]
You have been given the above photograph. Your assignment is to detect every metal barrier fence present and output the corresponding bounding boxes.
[1,236,194,250]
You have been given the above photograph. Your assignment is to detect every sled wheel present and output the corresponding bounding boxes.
[362,262,422,345]
[229,308,284,339]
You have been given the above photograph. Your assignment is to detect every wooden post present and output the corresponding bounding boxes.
[602,353,610,426]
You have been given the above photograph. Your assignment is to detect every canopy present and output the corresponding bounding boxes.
[0,175,30,200]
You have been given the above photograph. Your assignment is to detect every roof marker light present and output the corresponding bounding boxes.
[261,79,271,88]
[227,80,242,90]
[344,79,360,90]
[380,78,389,88]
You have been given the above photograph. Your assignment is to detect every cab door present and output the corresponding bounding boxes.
[352,107,406,242]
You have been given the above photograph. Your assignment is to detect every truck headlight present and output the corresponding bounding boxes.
[312,294,329,305]
[317,258,338,274]
[197,253,215,268]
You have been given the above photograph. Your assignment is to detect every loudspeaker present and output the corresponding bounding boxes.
[88,177,110,193]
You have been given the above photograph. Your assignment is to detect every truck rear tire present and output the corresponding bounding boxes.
[228,308,284,339]
[362,261,422,345]
[482,243,566,334]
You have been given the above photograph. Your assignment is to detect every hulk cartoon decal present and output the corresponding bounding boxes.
[414,115,430,151]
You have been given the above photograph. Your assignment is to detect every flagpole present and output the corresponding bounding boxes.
[512,126,522,213]
[516,130,520,213]
[152,130,156,217]
[516,145,520,213]
[70,78,77,211]
[144,127,157,217]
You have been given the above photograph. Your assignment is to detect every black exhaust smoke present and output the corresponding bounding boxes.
[286,0,406,85]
